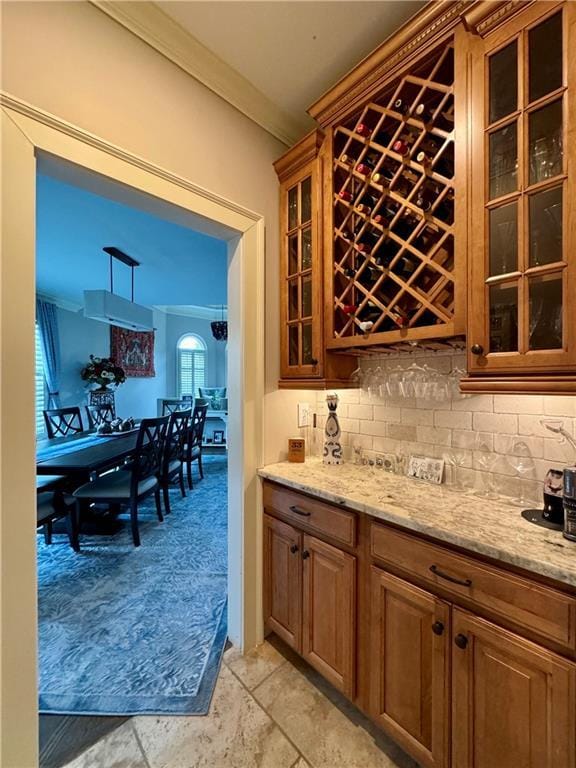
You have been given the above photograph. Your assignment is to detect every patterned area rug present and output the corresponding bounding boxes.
[37,455,227,715]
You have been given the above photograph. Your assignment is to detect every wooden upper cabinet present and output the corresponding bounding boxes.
[274,131,355,388]
[464,1,576,391]
[302,534,356,697]
[452,608,576,768]
[370,568,450,768]
[263,514,302,651]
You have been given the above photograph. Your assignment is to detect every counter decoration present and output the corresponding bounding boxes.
[323,393,342,465]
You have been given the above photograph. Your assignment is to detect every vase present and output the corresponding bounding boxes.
[323,393,343,465]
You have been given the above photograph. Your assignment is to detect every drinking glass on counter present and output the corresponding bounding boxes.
[505,440,536,507]
[474,433,499,499]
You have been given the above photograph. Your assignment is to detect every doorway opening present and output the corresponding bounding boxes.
[1,98,265,767]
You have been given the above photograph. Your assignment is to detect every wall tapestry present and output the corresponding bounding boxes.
[110,326,155,377]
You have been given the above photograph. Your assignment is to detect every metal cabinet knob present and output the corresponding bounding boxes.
[470,344,484,356]
[432,621,445,636]
[310,358,319,366]
[302,550,310,560]
[454,633,468,649]
[290,544,299,554]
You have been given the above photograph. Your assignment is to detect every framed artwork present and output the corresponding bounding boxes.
[213,430,225,445]
[110,326,155,377]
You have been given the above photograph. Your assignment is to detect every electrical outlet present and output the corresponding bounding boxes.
[297,402,311,428]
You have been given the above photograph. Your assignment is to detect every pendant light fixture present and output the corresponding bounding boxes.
[211,305,228,341]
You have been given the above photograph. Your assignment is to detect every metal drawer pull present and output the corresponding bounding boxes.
[289,505,311,517]
[430,564,472,587]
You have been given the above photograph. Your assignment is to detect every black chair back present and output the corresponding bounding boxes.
[161,399,189,416]
[162,409,191,473]
[189,404,208,450]
[85,404,114,430]
[130,417,169,496]
[44,407,84,438]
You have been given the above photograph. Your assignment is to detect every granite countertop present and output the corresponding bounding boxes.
[258,458,576,588]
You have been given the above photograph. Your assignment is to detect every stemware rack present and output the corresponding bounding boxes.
[328,41,465,351]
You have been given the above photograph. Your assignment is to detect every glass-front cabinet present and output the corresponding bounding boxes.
[274,130,355,387]
[467,1,576,383]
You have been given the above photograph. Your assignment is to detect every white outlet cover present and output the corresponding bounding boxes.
[298,402,311,428]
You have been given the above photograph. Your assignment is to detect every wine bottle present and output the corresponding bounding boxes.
[356,231,380,253]
[356,193,380,214]
[394,210,419,240]
[373,202,397,226]
[342,303,358,315]
[396,255,418,278]
[356,152,379,176]
[393,139,410,156]
[372,159,396,185]
[415,181,440,212]
[374,237,400,267]
[355,122,372,138]
[394,98,410,116]
[357,265,380,287]
[358,300,383,321]
[434,191,454,223]
[358,320,374,333]
[413,102,432,122]
[337,187,354,203]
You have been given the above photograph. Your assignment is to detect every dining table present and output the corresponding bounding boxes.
[36,429,139,479]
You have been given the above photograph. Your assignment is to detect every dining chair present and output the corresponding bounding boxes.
[37,475,80,551]
[43,407,84,438]
[185,403,208,490]
[73,416,169,547]
[161,398,189,416]
[85,404,115,430]
[159,409,191,514]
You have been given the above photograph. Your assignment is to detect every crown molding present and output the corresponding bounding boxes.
[308,0,466,128]
[273,129,324,182]
[89,0,307,147]
[461,1,536,38]
[36,292,83,314]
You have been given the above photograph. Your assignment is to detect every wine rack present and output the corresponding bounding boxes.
[328,41,464,349]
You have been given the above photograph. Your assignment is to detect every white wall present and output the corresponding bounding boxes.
[1,0,313,465]
[164,313,226,396]
[55,306,167,420]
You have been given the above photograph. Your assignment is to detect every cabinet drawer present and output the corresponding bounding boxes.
[263,482,356,547]
[371,522,576,651]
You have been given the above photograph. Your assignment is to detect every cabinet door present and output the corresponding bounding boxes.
[468,1,576,376]
[263,514,302,651]
[370,568,450,768]
[302,534,356,697]
[452,609,576,768]
[279,156,323,380]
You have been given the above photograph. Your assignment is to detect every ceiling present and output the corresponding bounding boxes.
[160,1,425,134]
[36,174,228,311]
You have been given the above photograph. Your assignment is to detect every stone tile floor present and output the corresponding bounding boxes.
[62,637,418,768]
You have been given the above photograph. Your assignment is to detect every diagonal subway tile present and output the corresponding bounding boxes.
[61,722,147,768]
[224,640,286,690]
[134,665,298,768]
[253,662,418,768]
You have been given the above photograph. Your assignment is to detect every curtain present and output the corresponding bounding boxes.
[36,298,61,408]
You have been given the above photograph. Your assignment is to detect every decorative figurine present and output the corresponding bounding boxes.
[323,393,343,465]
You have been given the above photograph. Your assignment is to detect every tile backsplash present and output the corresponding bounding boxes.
[309,351,576,504]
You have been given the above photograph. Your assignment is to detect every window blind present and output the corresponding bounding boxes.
[178,349,206,397]
[35,323,46,435]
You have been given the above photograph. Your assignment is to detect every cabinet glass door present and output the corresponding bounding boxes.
[469,2,575,374]
[282,167,320,376]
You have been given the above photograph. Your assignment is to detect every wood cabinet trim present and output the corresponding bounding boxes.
[273,129,324,182]
[371,521,576,652]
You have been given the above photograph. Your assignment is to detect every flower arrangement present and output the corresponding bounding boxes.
[81,355,126,390]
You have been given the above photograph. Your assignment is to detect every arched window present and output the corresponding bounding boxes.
[177,334,207,397]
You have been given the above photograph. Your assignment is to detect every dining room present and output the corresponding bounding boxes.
[35,168,231,766]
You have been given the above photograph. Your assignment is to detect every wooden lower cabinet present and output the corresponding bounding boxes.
[263,513,356,696]
[302,534,356,697]
[452,609,576,768]
[370,567,450,768]
[263,514,302,650]
[263,486,576,768]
